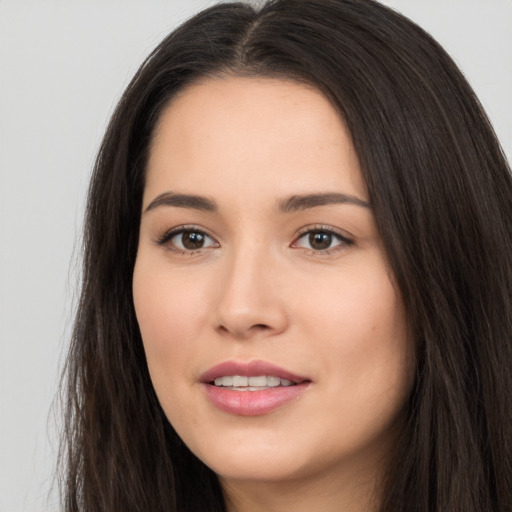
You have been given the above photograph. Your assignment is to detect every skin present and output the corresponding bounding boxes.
[133,76,414,512]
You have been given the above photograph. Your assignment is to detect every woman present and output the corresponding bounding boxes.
[61,0,512,510]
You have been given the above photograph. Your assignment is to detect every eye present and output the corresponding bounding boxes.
[292,228,353,252]
[157,227,219,253]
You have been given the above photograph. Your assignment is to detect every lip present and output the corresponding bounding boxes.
[200,359,309,384]
[200,360,312,416]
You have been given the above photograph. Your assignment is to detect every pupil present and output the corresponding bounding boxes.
[182,232,204,249]
[309,231,331,250]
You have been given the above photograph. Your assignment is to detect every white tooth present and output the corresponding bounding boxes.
[215,375,296,388]
[248,376,267,386]
[266,376,281,387]
[222,376,233,386]
[232,375,248,386]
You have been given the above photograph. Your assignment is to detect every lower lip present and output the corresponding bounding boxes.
[203,383,310,416]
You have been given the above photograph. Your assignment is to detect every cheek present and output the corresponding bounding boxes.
[304,262,406,346]
[132,257,215,431]
[301,261,412,409]
[132,258,209,375]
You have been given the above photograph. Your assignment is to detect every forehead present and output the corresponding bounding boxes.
[145,76,367,205]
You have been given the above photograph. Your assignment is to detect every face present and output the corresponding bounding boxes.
[133,77,413,490]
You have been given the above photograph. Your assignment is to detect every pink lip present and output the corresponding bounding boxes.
[200,360,309,384]
[200,360,311,416]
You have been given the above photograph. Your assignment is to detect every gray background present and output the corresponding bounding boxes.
[1,1,510,510]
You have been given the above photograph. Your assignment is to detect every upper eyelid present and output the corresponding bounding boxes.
[156,225,218,245]
[291,226,355,253]
[294,225,353,240]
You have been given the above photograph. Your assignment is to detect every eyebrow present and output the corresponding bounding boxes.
[144,192,217,213]
[144,191,371,214]
[277,193,371,212]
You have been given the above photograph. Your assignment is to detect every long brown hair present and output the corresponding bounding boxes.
[61,1,512,510]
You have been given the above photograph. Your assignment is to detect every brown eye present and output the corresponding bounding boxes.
[309,231,332,250]
[292,228,352,253]
[159,228,218,252]
[181,231,206,250]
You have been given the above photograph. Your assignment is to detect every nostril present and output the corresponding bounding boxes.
[216,322,273,339]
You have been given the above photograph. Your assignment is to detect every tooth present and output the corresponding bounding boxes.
[248,376,266,386]
[267,376,280,387]
[213,375,297,388]
[232,375,248,386]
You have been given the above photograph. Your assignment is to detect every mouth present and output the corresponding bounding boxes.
[201,359,310,387]
[200,360,311,415]
[211,374,298,391]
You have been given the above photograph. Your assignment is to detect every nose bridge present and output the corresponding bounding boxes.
[214,236,287,339]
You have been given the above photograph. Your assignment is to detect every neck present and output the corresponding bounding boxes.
[221,460,383,512]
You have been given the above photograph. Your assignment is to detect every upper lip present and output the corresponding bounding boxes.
[200,360,310,384]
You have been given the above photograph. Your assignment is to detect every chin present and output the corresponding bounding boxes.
[208,452,311,484]
[185,428,312,483]
[177,408,401,489]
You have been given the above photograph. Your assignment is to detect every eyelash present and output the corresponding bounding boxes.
[155,225,354,256]
[292,225,354,254]
[156,225,218,255]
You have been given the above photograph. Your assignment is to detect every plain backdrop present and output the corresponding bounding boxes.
[1,1,510,510]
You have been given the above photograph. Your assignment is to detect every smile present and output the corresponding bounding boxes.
[201,361,311,415]
[213,375,296,389]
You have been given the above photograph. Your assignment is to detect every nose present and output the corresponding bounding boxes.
[213,248,289,340]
